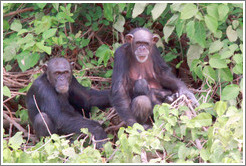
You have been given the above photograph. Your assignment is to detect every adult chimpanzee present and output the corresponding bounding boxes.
[26,57,110,148]
[110,28,199,129]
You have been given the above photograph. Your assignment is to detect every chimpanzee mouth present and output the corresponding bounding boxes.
[56,86,69,94]
[136,55,148,63]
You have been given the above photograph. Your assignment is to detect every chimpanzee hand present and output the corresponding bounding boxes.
[178,88,199,107]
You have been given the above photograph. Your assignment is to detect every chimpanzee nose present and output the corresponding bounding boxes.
[139,46,146,52]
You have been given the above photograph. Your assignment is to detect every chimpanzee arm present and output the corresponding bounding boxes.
[69,76,111,112]
[26,74,62,126]
[153,46,199,106]
[111,45,138,126]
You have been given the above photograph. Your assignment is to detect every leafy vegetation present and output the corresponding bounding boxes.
[2,3,243,163]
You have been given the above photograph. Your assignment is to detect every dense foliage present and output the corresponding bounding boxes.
[2,3,244,163]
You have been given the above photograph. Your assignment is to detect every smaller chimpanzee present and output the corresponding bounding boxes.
[26,57,110,148]
[133,79,176,106]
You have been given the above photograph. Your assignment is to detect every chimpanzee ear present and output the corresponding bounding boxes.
[152,34,159,43]
[42,64,48,72]
[125,34,134,43]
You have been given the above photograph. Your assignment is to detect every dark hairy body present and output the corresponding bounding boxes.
[26,57,110,148]
[110,28,198,129]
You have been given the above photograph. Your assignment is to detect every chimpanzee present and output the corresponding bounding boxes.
[133,78,178,106]
[110,28,199,129]
[26,57,110,148]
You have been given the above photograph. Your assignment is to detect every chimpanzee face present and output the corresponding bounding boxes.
[125,29,159,63]
[45,58,72,94]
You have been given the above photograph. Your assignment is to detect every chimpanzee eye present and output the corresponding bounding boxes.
[64,71,69,74]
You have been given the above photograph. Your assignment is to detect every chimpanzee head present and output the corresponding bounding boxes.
[44,57,73,94]
[125,28,159,63]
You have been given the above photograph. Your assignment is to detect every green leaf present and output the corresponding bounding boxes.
[203,66,216,83]
[232,20,239,29]
[8,132,25,150]
[233,54,243,64]
[190,113,212,128]
[113,14,125,33]
[200,149,210,161]
[180,3,198,20]
[187,44,203,69]
[220,50,233,59]
[209,40,223,53]
[95,45,113,67]
[218,4,229,21]
[226,25,238,42]
[3,86,11,97]
[42,29,57,40]
[175,18,185,38]
[178,144,187,159]
[209,57,227,69]
[194,21,206,48]
[163,25,175,42]
[214,101,227,116]
[196,103,213,110]
[10,19,22,32]
[221,84,240,101]
[36,3,46,9]
[3,19,9,30]
[186,20,195,40]
[151,3,167,20]
[4,45,17,62]
[132,3,147,18]
[36,41,51,54]
[81,38,90,48]
[233,63,243,74]
[205,15,218,33]
[218,68,233,82]
[207,4,218,19]
[103,4,114,22]
[52,3,59,11]
[16,51,40,72]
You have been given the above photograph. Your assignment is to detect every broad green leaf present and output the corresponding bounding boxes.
[8,132,25,150]
[233,64,243,74]
[36,3,46,9]
[218,68,233,82]
[232,20,239,29]
[52,3,59,11]
[226,25,238,42]
[214,30,222,38]
[196,103,213,110]
[194,21,206,48]
[233,54,243,64]
[36,42,51,54]
[186,20,195,41]
[214,101,227,116]
[3,19,9,30]
[166,14,179,25]
[4,45,17,62]
[95,44,113,67]
[178,144,187,159]
[221,84,240,101]
[205,15,218,33]
[187,44,203,69]
[190,113,212,127]
[10,19,22,32]
[103,4,114,22]
[229,44,238,53]
[203,66,216,83]
[175,18,185,38]
[3,86,11,97]
[16,51,40,72]
[207,4,218,19]
[180,3,198,19]
[42,29,57,40]
[200,149,210,161]
[113,15,125,32]
[81,38,90,48]
[220,50,233,59]
[132,3,147,18]
[209,57,227,69]
[151,3,167,20]
[209,40,223,53]
[218,4,229,21]
[163,25,175,42]
[17,29,28,36]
